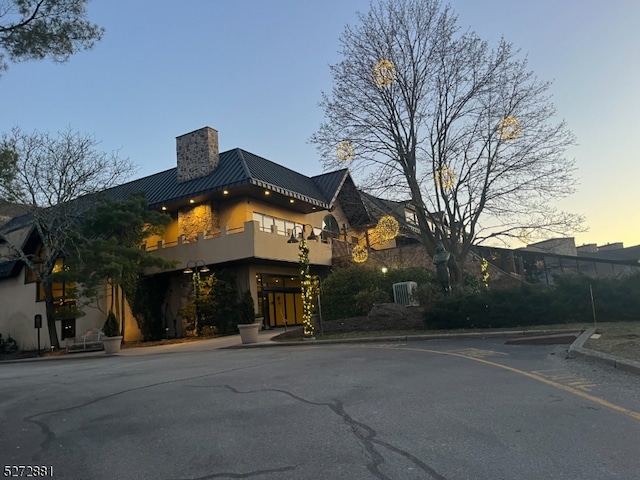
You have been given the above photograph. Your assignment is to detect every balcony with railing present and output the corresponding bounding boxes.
[143,220,333,270]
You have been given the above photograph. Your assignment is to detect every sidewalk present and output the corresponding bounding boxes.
[2,327,639,376]
[567,328,640,376]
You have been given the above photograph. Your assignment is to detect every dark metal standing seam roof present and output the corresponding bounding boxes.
[100,148,338,209]
[240,150,330,207]
[312,169,349,208]
[102,149,253,207]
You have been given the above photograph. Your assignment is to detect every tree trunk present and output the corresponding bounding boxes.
[120,286,126,338]
[43,284,60,349]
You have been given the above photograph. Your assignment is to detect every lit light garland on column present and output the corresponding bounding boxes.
[298,238,315,337]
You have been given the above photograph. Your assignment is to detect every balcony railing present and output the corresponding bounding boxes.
[142,220,332,269]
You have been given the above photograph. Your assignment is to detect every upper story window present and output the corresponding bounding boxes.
[405,208,418,225]
[252,212,321,239]
[25,253,75,302]
[321,214,340,241]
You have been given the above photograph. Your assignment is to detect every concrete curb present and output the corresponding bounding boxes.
[568,328,640,376]
[223,328,587,349]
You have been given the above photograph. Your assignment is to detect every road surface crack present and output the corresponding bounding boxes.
[223,385,447,480]
[23,360,285,462]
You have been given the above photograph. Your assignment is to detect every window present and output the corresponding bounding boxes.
[405,208,418,225]
[253,212,312,238]
[30,258,75,302]
[321,214,340,241]
[61,318,76,340]
[274,218,286,235]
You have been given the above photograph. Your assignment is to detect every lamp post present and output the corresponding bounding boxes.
[183,260,210,335]
[287,225,318,338]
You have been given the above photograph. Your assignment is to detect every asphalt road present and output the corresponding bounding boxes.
[1,338,639,480]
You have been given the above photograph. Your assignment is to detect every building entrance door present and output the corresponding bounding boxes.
[259,274,303,328]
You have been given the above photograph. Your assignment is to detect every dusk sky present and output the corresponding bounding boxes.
[1,0,638,248]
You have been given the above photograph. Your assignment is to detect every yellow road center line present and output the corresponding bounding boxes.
[372,345,640,422]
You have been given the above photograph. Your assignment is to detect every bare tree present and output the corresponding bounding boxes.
[0,127,136,348]
[311,0,583,283]
[0,0,103,75]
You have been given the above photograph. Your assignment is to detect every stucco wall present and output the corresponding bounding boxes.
[0,270,46,351]
[0,267,143,351]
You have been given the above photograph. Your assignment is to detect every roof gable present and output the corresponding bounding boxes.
[101,148,337,209]
[312,169,349,208]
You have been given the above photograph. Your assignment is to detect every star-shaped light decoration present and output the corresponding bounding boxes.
[372,59,396,87]
[498,116,521,141]
[336,141,354,162]
[435,166,456,190]
[375,215,400,242]
[352,244,369,263]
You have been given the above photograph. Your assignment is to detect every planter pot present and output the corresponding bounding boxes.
[103,336,123,354]
[238,322,261,344]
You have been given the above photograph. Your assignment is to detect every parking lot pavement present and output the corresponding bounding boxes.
[2,336,639,480]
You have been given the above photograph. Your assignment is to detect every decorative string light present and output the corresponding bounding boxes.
[372,59,396,87]
[498,116,521,140]
[481,258,490,289]
[298,239,315,337]
[352,244,369,263]
[435,167,456,190]
[336,141,354,162]
[375,215,400,242]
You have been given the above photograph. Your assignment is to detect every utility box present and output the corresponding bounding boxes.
[392,281,419,307]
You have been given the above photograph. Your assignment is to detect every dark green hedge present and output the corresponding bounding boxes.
[426,274,640,329]
[321,266,436,320]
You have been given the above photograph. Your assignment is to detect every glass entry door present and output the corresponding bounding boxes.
[266,291,303,327]
[259,274,303,328]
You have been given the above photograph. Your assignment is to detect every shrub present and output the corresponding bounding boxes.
[321,266,381,320]
[321,265,437,320]
[425,274,640,330]
[103,311,120,337]
[354,288,391,315]
[239,290,256,324]
[414,283,445,308]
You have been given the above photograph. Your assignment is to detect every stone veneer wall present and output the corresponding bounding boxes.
[178,203,220,243]
[176,127,219,183]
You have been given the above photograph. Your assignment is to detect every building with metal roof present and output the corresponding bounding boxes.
[0,126,387,350]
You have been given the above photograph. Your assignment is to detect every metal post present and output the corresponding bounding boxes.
[34,314,42,356]
[589,284,597,331]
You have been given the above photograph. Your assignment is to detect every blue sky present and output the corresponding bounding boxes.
[1,0,638,248]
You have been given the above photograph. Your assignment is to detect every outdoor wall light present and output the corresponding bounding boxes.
[287,225,318,244]
[183,260,210,274]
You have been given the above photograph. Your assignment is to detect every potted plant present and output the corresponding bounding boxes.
[102,311,123,354]
[237,290,261,344]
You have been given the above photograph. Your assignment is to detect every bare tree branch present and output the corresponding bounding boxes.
[310,0,581,283]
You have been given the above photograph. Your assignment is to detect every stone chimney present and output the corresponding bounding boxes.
[176,127,219,183]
